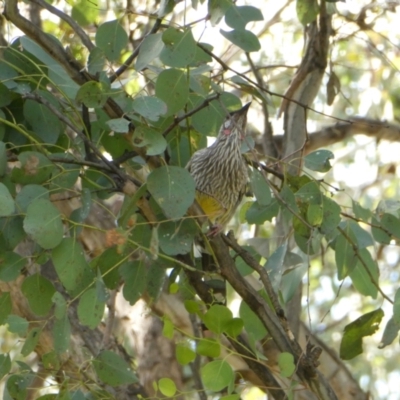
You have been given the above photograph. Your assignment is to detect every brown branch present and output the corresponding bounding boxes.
[222,231,285,318]
[161,93,221,137]
[337,226,393,304]
[209,234,338,399]
[29,0,95,51]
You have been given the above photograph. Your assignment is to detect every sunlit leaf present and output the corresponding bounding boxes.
[201,360,234,392]
[278,352,296,378]
[296,0,319,25]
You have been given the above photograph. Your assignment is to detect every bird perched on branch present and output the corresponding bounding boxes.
[187,102,251,235]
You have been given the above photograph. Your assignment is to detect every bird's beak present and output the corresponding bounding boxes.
[229,102,251,117]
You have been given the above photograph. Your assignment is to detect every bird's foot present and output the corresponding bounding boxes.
[206,224,223,237]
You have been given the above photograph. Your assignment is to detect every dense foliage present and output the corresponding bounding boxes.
[1,0,400,399]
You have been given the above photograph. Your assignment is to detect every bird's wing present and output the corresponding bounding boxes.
[195,190,226,224]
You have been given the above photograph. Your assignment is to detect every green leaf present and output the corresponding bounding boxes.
[320,195,341,235]
[278,352,296,378]
[223,318,243,338]
[106,118,130,133]
[160,28,197,67]
[77,288,106,329]
[15,184,49,213]
[340,308,384,360]
[348,249,379,299]
[0,292,12,325]
[371,216,391,244]
[21,327,41,356]
[191,93,241,135]
[53,314,71,353]
[348,221,374,248]
[196,338,221,357]
[162,317,174,339]
[132,96,167,121]
[95,20,128,61]
[23,198,63,249]
[307,203,323,226]
[6,315,28,336]
[0,216,26,251]
[352,200,372,221]
[0,142,7,176]
[225,5,263,30]
[52,238,95,297]
[147,166,195,219]
[93,350,138,386]
[94,247,125,290]
[379,317,400,349]
[176,342,196,365]
[120,261,148,305]
[132,126,167,156]
[42,351,60,372]
[5,373,35,400]
[52,292,67,320]
[304,149,334,172]
[335,228,357,280]
[88,47,106,75]
[234,246,261,276]
[250,168,271,206]
[239,300,267,341]
[23,95,62,144]
[184,299,202,315]
[155,69,189,116]
[11,152,53,185]
[296,0,319,25]
[0,84,12,108]
[76,81,110,108]
[220,29,261,52]
[0,354,11,380]
[0,252,26,282]
[135,33,164,71]
[158,378,177,397]
[220,395,240,400]
[21,274,56,316]
[203,304,233,334]
[393,288,400,324]
[158,219,197,255]
[208,0,233,26]
[201,360,234,392]
[380,213,400,239]
[265,244,287,290]
[71,0,99,26]
[146,259,167,301]
[0,183,15,217]
[245,199,279,224]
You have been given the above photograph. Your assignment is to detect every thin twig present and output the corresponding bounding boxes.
[29,0,95,51]
[337,226,393,304]
[222,232,285,319]
[160,93,220,137]
[110,17,162,83]
[198,43,352,125]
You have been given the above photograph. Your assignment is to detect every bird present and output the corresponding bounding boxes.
[186,102,251,235]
